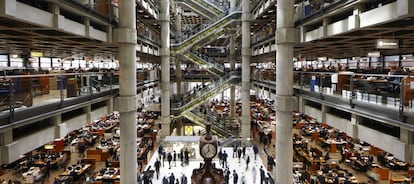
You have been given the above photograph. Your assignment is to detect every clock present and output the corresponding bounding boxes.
[201,143,217,159]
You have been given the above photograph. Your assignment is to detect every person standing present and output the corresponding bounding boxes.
[232,170,238,184]
[245,155,250,170]
[173,150,177,166]
[252,166,257,184]
[162,176,169,184]
[260,166,265,184]
[154,158,161,179]
[237,148,242,163]
[180,173,187,184]
[253,144,259,160]
[222,151,228,168]
[169,173,175,184]
[224,168,230,184]
[167,152,173,169]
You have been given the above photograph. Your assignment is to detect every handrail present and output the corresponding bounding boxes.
[171,73,241,115]
[182,111,233,137]
[191,0,224,15]
[171,10,241,52]
[182,51,224,76]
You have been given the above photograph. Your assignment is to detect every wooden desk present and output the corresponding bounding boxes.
[60,164,91,180]
[371,167,389,180]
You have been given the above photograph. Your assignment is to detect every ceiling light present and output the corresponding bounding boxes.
[144,15,149,18]
[138,10,144,13]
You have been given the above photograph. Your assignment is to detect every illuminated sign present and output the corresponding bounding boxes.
[367,51,380,57]
[30,51,44,57]
[376,39,399,49]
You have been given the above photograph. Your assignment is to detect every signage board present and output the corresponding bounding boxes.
[376,39,399,49]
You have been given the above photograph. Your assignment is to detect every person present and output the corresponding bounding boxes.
[232,170,238,184]
[162,176,169,184]
[324,150,330,161]
[224,168,230,184]
[154,158,161,179]
[180,173,188,184]
[237,148,242,163]
[222,151,228,168]
[241,174,246,184]
[245,155,250,170]
[252,166,257,184]
[253,144,259,160]
[175,178,180,184]
[232,144,236,158]
[53,177,60,184]
[173,150,177,166]
[167,152,173,169]
[169,173,175,184]
[260,166,265,184]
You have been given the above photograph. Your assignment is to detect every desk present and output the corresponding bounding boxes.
[60,164,91,180]
[96,168,120,181]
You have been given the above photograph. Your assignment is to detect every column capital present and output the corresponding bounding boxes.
[276,27,297,44]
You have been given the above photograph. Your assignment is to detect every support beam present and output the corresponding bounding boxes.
[275,0,295,183]
[241,0,251,142]
[160,0,171,139]
[116,0,137,183]
[229,32,236,118]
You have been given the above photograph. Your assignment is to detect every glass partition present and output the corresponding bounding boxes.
[0,72,119,117]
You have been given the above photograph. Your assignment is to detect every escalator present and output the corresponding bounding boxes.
[182,111,233,138]
[171,10,241,54]
[171,73,240,116]
[182,51,224,76]
[176,1,218,20]
[185,0,224,17]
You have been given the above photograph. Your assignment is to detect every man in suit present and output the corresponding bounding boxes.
[260,166,265,184]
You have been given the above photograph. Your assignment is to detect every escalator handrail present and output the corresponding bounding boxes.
[171,10,241,47]
[171,73,240,109]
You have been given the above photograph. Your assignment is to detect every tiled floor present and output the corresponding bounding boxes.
[145,146,267,184]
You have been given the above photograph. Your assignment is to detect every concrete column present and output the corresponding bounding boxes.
[350,114,360,138]
[400,128,414,162]
[50,2,62,28]
[51,115,62,138]
[84,105,92,124]
[106,26,113,43]
[0,129,13,165]
[230,0,237,11]
[0,129,13,147]
[241,0,251,141]
[322,17,330,38]
[176,120,183,136]
[82,16,91,37]
[49,2,60,14]
[321,104,329,123]
[175,8,183,96]
[300,25,308,43]
[107,97,114,113]
[229,33,236,118]
[160,0,171,138]
[116,0,137,183]
[275,0,295,183]
[298,96,305,113]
